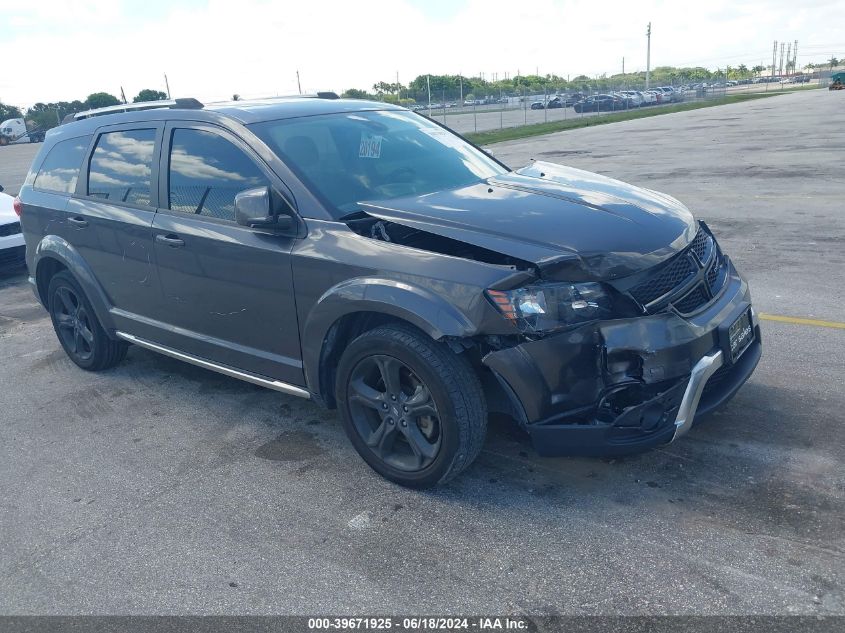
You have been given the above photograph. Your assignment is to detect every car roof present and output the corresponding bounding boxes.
[206,97,403,122]
[48,96,404,141]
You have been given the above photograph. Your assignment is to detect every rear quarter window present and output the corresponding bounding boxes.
[32,136,92,194]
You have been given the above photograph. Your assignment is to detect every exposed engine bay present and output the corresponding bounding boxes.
[344,212,534,271]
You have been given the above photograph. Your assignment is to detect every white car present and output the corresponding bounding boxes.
[640,91,659,105]
[656,86,679,102]
[0,186,25,268]
[619,90,644,106]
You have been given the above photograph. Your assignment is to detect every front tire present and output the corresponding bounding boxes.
[336,324,487,488]
[47,271,127,371]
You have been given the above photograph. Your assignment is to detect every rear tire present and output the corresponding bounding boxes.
[336,324,487,488]
[47,271,127,371]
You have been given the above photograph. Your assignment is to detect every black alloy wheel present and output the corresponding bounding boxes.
[347,354,442,472]
[47,271,128,371]
[336,324,487,487]
[51,285,95,363]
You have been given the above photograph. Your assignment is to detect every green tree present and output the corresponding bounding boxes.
[26,100,87,130]
[341,88,370,99]
[0,102,22,120]
[829,57,840,68]
[133,89,168,103]
[372,81,405,99]
[85,92,120,109]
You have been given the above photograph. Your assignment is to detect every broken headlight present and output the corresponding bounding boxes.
[487,282,614,332]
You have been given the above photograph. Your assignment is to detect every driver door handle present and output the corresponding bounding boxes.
[155,234,185,248]
[67,216,88,228]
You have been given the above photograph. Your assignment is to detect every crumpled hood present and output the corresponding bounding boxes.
[358,161,697,280]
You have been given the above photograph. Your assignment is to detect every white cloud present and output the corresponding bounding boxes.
[0,0,842,108]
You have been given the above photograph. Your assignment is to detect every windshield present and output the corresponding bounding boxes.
[249,109,507,216]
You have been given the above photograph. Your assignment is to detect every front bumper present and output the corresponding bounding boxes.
[482,259,762,456]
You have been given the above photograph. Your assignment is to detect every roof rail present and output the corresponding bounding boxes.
[63,97,204,124]
[225,92,340,102]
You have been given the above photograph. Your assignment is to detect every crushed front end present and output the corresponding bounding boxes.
[481,223,762,456]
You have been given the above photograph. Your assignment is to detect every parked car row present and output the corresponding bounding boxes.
[411,96,510,111]
[530,94,582,109]
[529,86,684,112]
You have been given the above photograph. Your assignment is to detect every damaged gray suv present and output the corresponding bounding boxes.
[18,95,761,487]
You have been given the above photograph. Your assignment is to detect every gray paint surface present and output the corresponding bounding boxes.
[0,89,842,614]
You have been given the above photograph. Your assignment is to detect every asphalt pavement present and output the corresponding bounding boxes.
[0,88,842,615]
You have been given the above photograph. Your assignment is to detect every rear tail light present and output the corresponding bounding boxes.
[13,196,22,217]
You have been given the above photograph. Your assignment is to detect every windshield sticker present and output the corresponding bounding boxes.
[359,133,383,159]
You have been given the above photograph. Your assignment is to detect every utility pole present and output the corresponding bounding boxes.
[793,40,798,75]
[622,57,625,75]
[786,42,792,76]
[772,41,777,78]
[779,42,785,76]
[164,73,171,99]
[645,22,652,89]
[296,70,302,95]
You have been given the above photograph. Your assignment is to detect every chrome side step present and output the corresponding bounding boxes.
[672,349,724,441]
[115,331,311,399]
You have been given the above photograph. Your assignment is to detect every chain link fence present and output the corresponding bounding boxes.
[367,71,827,137]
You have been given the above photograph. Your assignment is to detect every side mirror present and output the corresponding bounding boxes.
[0,185,4,193]
[235,186,293,231]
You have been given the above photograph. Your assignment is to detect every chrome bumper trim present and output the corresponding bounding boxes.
[671,349,724,441]
[115,331,311,399]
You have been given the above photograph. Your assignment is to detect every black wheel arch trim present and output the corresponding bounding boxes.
[33,235,115,332]
[302,277,477,399]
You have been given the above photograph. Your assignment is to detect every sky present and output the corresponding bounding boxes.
[0,0,842,108]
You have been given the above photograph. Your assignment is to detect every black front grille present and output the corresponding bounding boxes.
[689,229,710,261]
[629,252,696,305]
[627,227,729,314]
[707,258,719,287]
[672,285,710,314]
[0,222,21,237]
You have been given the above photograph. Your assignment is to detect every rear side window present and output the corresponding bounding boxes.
[88,129,156,206]
[33,136,91,194]
[168,128,268,221]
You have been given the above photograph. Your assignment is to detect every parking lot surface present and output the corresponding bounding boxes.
[0,89,842,615]
[0,143,38,196]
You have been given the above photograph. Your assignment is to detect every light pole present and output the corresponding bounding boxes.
[645,22,652,90]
